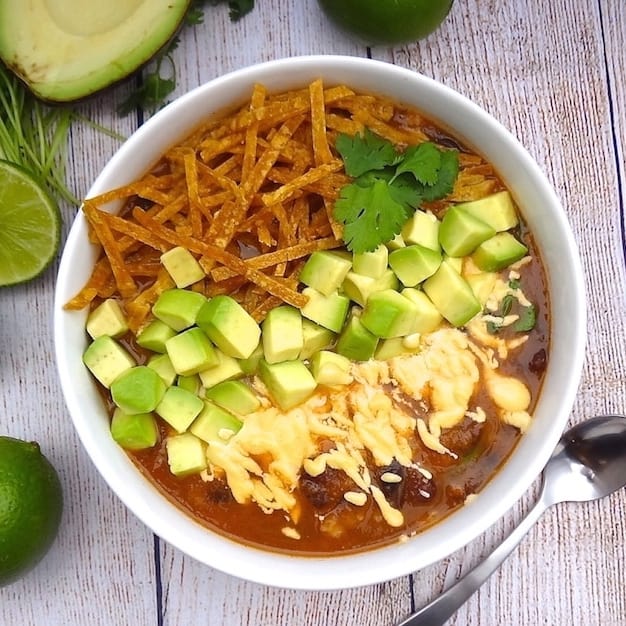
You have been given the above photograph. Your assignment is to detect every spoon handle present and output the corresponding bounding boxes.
[396,496,548,626]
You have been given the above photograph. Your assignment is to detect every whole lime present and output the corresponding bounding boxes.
[0,436,63,587]
[317,0,455,46]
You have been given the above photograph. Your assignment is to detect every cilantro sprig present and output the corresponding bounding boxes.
[118,0,255,116]
[333,129,459,253]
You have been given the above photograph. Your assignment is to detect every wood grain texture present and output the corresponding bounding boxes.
[1,0,625,625]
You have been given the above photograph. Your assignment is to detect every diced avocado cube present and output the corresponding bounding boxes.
[300,287,349,333]
[160,246,205,288]
[423,261,481,326]
[445,255,463,273]
[205,380,261,415]
[198,349,244,388]
[471,232,528,272]
[335,314,379,361]
[258,359,317,411]
[389,244,442,287]
[401,288,444,333]
[342,272,376,307]
[152,288,207,331]
[147,353,177,386]
[386,233,405,250]
[239,342,264,375]
[456,190,519,232]
[166,327,218,376]
[83,335,135,388]
[375,337,420,360]
[439,206,496,257]
[190,400,243,443]
[110,408,158,450]
[166,433,207,476]
[177,374,201,395]
[342,268,399,307]
[156,385,204,433]
[136,319,177,353]
[401,210,441,251]
[465,272,498,305]
[196,295,261,359]
[310,350,353,386]
[360,289,419,338]
[299,319,335,360]
[86,299,128,339]
[352,245,388,279]
[111,366,167,414]
[299,250,352,295]
[262,305,304,364]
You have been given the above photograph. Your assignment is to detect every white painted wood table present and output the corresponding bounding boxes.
[2,1,626,624]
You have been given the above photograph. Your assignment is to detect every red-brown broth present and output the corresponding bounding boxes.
[88,87,550,556]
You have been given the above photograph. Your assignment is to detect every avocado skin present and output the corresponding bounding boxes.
[0,0,192,103]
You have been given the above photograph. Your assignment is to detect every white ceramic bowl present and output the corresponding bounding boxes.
[54,55,586,590]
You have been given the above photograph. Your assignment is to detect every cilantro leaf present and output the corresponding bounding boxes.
[332,130,460,252]
[419,149,460,202]
[334,180,411,253]
[513,305,537,332]
[388,173,424,208]
[393,142,442,185]
[207,0,255,21]
[336,129,400,178]
[117,70,176,116]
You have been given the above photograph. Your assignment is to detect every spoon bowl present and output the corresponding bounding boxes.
[398,414,626,626]
[544,415,626,504]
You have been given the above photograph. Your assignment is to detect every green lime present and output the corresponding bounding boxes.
[0,436,63,587]
[317,0,454,46]
[0,159,61,287]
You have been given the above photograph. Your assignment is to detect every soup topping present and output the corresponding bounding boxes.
[66,80,549,554]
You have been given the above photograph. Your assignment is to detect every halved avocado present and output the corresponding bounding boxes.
[0,0,191,102]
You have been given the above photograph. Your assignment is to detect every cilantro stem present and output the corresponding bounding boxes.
[0,64,78,206]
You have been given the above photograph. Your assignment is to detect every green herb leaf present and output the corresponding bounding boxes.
[336,129,400,178]
[207,0,255,21]
[393,142,442,185]
[334,179,411,253]
[117,69,176,117]
[486,321,500,334]
[388,175,424,208]
[333,130,460,252]
[501,294,516,317]
[419,149,460,202]
[513,305,537,332]
[508,278,521,290]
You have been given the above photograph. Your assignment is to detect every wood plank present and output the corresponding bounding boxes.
[0,88,158,625]
[373,0,626,623]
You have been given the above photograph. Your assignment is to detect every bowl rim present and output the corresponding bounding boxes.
[54,54,587,590]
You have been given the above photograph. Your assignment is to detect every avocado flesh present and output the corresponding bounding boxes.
[0,0,191,102]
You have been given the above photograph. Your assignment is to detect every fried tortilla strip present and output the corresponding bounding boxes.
[242,83,267,184]
[352,108,428,147]
[216,85,355,136]
[183,149,203,238]
[250,294,283,322]
[64,257,114,310]
[132,208,307,309]
[309,78,334,166]
[242,114,306,202]
[210,237,342,282]
[101,211,170,253]
[261,160,343,207]
[126,268,175,332]
[83,202,136,298]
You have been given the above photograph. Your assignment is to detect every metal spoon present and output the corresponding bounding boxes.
[397,414,626,626]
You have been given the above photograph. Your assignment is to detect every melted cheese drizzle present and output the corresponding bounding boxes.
[201,274,537,532]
